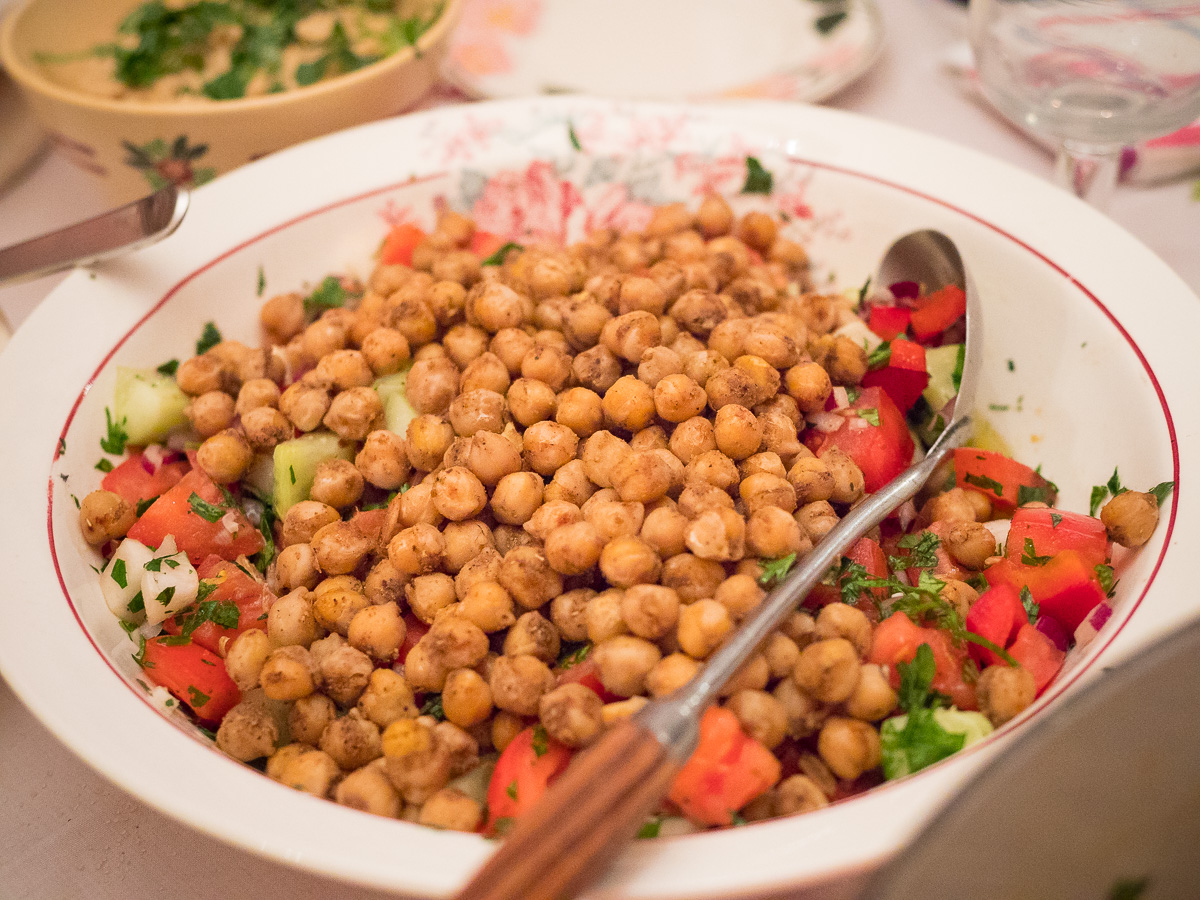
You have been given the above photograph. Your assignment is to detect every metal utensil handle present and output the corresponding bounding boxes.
[636,414,974,753]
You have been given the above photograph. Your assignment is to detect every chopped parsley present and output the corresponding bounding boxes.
[556,642,592,670]
[250,499,277,574]
[186,685,210,709]
[951,344,966,393]
[879,643,965,780]
[127,591,145,614]
[289,465,297,485]
[741,156,774,194]
[420,692,445,721]
[111,558,128,589]
[101,408,129,455]
[1020,538,1052,567]
[256,265,266,297]
[1019,586,1038,623]
[154,586,176,607]
[195,320,222,355]
[195,579,219,603]
[635,818,662,839]
[161,599,240,645]
[505,780,518,800]
[1095,563,1117,598]
[187,492,227,523]
[730,811,748,827]
[120,619,139,635]
[95,458,115,473]
[132,633,153,668]
[856,276,872,308]
[145,553,181,572]
[1050,512,1063,528]
[889,531,940,572]
[136,495,160,517]
[567,121,582,151]
[481,242,524,267]
[858,407,881,427]
[491,817,515,837]
[1017,483,1054,506]
[303,275,347,317]
[1107,468,1126,497]
[866,341,891,370]
[531,724,550,758]
[815,9,847,33]
[758,552,797,587]
[1109,878,1150,900]
[156,358,179,376]
[987,403,1010,412]
[1150,480,1175,507]
[1006,359,1015,372]
[1089,484,1109,517]
[963,472,1004,497]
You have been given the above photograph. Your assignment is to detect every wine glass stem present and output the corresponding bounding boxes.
[1054,140,1123,209]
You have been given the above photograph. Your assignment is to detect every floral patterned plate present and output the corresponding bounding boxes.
[445,0,884,103]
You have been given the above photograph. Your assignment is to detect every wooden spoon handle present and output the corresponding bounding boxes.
[455,718,679,900]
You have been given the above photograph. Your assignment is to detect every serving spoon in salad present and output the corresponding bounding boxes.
[456,229,981,900]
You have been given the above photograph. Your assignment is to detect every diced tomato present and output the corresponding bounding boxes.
[397,612,429,665]
[1006,507,1109,569]
[349,508,387,547]
[102,452,190,509]
[127,470,264,564]
[483,726,573,835]
[161,556,274,653]
[964,583,1029,666]
[468,229,506,260]
[954,448,1056,516]
[985,550,1107,634]
[141,636,241,724]
[555,656,622,703]
[809,387,915,493]
[910,285,966,342]
[668,707,781,827]
[379,223,426,266]
[1005,623,1065,694]
[861,339,929,414]
[846,537,888,619]
[870,613,977,711]
[867,305,912,341]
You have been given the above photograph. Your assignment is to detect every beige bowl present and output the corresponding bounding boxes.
[0,0,461,203]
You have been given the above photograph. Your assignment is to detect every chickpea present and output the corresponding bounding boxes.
[669,417,717,465]
[308,458,364,509]
[645,653,701,698]
[357,669,419,728]
[440,668,494,729]
[708,319,751,364]
[310,520,374,576]
[222,629,272,692]
[489,654,555,716]
[762,632,802,680]
[661,553,726,604]
[726,689,788,749]
[521,344,573,393]
[775,775,829,817]
[713,573,765,621]
[818,447,865,505]
[355,430,411,491]
[555,387,604,438]
[459,351,510,396]
[429,466,487,522]
[599,535,662,588]
[195,429,253,483]
[415,788,481,833]
[640,506,689,558]
[796,500,839,543]
[276,748,341,797]
[943,521,998,571]
[522,421,579,477]
[314,636,375,706]
[601,376,657,433]
[620,585,681,640]
[773,677,827,740]
[544,458,596,507]
[977,664,1037,727]
[1101,490,1159,548]
[818,717,881,781]
[815,603,873,656]
[586,589,629,643]
[401,416,451,472]
[745,506,804,560]
[685,508,746,562]
[278,382,331,433]
[524,499,582,542]
[239,406,291,452]
[260,292,306,342]
[696,194,734,238]
[335,764,401,818]
[845,664,899,722]
[940,579,980,622]
[677,599,733,659]
[543,521,605,576]
[268,587,318,648]
[637,345,682,388]
[562,299,611,351]
[685,450,740,493]
[793,638,860,704]
[319,710,383,770]
[788,456,836,505]
[571,344,623,395]
[347,601,405,663]
[404,573,456,624]
[740,473,798,515]
[592,635,662,697]
[260,645,316,701]
[289,693,337,745]
[535,683,603,749]
[784,362,833,413]
[671,288,728,338]
[610,450,673,504]
[405,356,460,416]
[78,490,135,545]
[447,388,505,437]
[216,700,279,762]
[323,387,383,442]
[176,354,229,396]
[384,741,453,805]
[188,390,236,438]
[361,327,411,376]
[499,546,563,610]
[500,610,560,663]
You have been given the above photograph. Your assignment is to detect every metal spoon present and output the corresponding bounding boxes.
[0,183,189,287]
[455,229,981,900]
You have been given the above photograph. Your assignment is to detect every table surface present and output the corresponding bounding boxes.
[2,1,1198,898]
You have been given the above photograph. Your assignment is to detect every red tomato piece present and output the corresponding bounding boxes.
[555,656,622,703]
[161,556,274,653]
[809,387,915,494]
[349,508,388,547]
[127,470,264,564]
[379,223,426,266]
[861,339,929,414]
[397,612,429,665]
[845,537,888,619]
[1005,623,1065,694]
[902,521,968,587]
[869,613,977,711]
[141,636,241,724]
[102,452,190,509]
[867,305,912,341]
[668,707,781,827]
[1006,507,1109,570]
[953,448,1056,516]
[985,550,1107,634]
[910,285,966,341]
[468,230,506,260]
[964,583,1029,666]
[483,726,573,835]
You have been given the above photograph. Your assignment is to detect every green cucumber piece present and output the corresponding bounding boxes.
[272,433,354,515]
[374,366,417,437]
[242,452,276,502]
[932,709,994,747]
[922,343,964,412]
[113,367,189,446]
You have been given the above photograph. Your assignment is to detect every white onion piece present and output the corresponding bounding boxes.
[808,411,844,433]
[140,535,199,626]
[142,444,166,473]
[99,538,155,621]
[830,386,850,409]
[1073,602,1114,651]
[982,518,1011,551]
[833,317,883,354]
[896,499,918,531]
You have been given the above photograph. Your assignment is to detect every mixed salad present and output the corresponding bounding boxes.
[75,168,1170,835]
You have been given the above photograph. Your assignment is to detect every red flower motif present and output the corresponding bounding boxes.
[472,160,584,244]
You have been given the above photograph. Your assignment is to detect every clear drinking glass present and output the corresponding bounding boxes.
[970,0,1200,207]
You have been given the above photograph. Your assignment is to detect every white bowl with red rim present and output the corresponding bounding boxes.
[0,97,1192,899]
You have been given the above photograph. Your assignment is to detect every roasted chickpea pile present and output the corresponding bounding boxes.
[83,195,1169,835]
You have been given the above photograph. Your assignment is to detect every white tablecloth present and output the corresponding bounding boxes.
[1,1,1197,898]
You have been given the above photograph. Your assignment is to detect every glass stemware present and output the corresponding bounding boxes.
[970,0,1200,207]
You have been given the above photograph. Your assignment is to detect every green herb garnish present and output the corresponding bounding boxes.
[187,492,227,523]
[101,408,129,455]
[156,359,180,376]
[741,156,773,194]
[1020,538,1052,567]
[963,472,1004,497]
[758,552,797,587]
[481,242,524,267]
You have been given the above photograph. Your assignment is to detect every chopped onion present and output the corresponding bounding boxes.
[982,518,1011,549]
[242,497,264,527]
[808,411,844,433]
[219,510,241,537]
[831,386,850,409]
[890,280,920,300]
[896,499,917,531]
[1034,614,1070,652]
[1073,602,1113,650]
[166,431,191,452]
[142,444,166,473]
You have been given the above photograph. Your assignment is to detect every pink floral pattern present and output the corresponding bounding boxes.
[471,160,583,244]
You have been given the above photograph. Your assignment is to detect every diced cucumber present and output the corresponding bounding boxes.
[272,432,354,515]
[932,709,994,747]
[374,365,417,437]
[922,343,964,412]
[113,367,189,446]
[242,452,275,501]
[967,416,1013,456]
